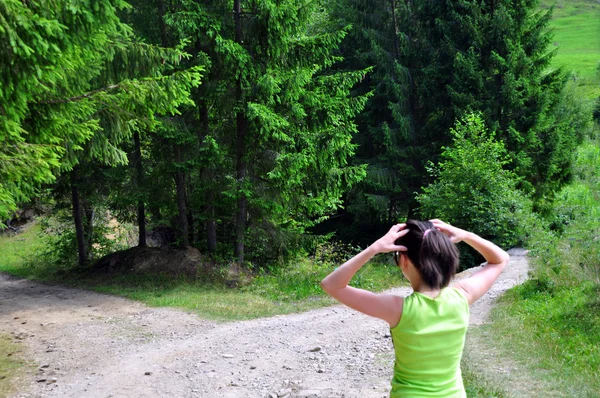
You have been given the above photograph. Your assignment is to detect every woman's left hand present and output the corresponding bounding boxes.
[371,223,408,254]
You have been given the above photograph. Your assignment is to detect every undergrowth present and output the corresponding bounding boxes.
[482,138,600,396]
[0,334,26,397]
[0,227,406,321]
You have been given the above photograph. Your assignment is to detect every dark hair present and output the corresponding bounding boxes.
[395,220,459,289]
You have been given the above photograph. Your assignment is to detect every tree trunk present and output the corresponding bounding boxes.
[234,0,247,265]
[133,131,147,247]
[199,103,217,253]
[84,205,95,260]
[71,170,87,267]
[174,146,190,247]
[185,175,194,245]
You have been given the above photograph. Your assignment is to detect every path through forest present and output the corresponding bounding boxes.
[1,249,529,398]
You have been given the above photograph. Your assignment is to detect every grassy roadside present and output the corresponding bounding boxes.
[458,2,600,394]
[462,137,600,397]
[0,334,27,398]
[0,223,405,321]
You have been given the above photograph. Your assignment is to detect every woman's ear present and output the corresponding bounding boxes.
[398,253,406,270]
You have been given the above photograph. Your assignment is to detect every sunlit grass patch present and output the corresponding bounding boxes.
[483,280,600,396]
[86,254,406,321]
[0,334,27,397]
[91,276,335,321]
[541,0,600,100]
[0,222,45,277]
[245,255,406,302]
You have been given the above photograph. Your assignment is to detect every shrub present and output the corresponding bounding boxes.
[535,140,600,285]
[417,114,539,267]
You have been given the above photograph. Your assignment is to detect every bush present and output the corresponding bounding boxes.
[417,114,539,267]
[34,208,131,272]
[533,140,600,285]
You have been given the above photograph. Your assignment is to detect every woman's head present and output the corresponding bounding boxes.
[395,220,459,289]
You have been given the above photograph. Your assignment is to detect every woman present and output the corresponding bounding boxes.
[320,219,510,397]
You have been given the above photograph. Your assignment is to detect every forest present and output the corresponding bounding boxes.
[2,0,597,271]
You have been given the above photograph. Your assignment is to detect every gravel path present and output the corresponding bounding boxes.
[1,249,529,398]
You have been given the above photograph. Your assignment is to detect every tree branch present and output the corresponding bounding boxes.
[40,84,121,105]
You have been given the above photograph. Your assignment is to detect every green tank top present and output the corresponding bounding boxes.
[390,287,469,397]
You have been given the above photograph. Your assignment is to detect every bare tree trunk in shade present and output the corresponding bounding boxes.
[174,148,190,248]
[233,0,247,265]
[185,175,194,245]
[71,170,87,267]
[133,131,147,247]
[199,103,217,253]
[85,206,95,260]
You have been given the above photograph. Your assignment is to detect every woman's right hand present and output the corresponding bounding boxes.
[371,223,408,254]
[430,219,468,244]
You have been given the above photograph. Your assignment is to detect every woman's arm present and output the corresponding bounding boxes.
[320,224,408,326]
[431,219,510,305]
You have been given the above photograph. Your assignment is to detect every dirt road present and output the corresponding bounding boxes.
[1,249,528,398]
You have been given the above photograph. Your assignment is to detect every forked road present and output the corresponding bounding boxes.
[1,249,528,398]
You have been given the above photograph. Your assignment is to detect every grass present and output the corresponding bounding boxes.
[0,226,406,321]
[541,0,600,100]
[0,334,27,397]
[468,135,600,396]
[476,281,600,397]
[86,272,337,321]
[461,356,509,398]
[0,222,46,277]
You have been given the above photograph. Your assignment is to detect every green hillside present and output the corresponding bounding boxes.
[541,0,600,99]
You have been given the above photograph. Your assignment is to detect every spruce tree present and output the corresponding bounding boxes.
[329,0,415,241]
[164,1,368,264]
[0,0,203,264]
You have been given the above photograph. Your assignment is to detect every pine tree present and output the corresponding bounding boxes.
[0,0,203,263]
[398,0,584,200]
[329,0,415,238]
[164,0,368,264]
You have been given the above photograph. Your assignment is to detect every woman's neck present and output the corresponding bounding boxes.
[411,281,441,297]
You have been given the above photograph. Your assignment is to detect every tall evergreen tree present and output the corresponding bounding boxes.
[164,1,368,264]
[0,0,203,263]
[397,0,585,199]
[329,0,415,239]
[325,0,586,245]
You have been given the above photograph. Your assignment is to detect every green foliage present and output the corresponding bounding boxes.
[531,139,600,284]
[0,334,25,398]
[246,242,405,302]
[323,0,586,244]
[0,0,203,222]
[35,209,130,271]
[330,0,416,225]
[118,0,370,263]
[483,135,600,396]
[418,114,538,256]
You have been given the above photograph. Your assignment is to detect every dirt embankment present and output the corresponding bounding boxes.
[0,249,528,398]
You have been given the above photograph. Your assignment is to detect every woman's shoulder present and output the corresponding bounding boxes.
[444,286,470,306]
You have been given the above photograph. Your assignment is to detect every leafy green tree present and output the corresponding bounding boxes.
[162,1,368,264]
[327,0,417,240]
[418,114,537,253]
[0,0,203,264]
